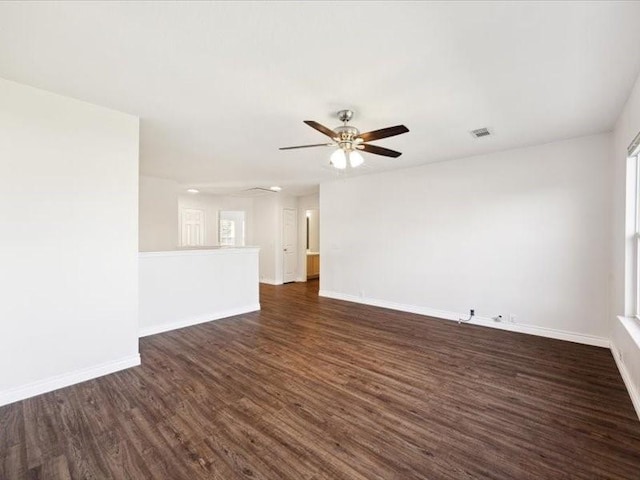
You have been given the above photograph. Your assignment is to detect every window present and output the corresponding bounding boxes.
[636,156,640,317]
[630,131,640,317]
[218,210,246,246]
[219,219,236,246]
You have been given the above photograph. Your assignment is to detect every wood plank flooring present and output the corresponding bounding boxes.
[1,280,640,479]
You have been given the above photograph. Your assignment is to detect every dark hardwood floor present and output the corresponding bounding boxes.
[2,280,640,479]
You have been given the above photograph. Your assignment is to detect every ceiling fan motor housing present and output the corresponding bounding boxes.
[333,125,360,150]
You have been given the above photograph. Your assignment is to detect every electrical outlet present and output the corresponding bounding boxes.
[493,315,503,322]
[509,314,517,323]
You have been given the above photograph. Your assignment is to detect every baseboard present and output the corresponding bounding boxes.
[611,342,640,420]
[139,303,261,337]
[0,354,140,407]
[260,279,282,286]
[318,290,609,348]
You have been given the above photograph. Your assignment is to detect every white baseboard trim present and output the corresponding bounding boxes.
[611,342,640,420]
[0,354,140,407]
[318,290,609,348]
[139,303,261,337]
[260,279,282,286]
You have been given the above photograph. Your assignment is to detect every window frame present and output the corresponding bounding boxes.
[632,149,640,319]
[636,156,640,319]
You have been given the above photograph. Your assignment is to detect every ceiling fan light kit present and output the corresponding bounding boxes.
[330,149,364,169]
[280,109,409,169]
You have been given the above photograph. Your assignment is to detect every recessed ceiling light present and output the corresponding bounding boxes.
[269,186,282,192]
[187,188,199,194]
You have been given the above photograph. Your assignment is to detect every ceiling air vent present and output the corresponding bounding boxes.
[470,127,491,138]
[233,187,277,198]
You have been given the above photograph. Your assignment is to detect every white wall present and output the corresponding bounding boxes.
[0,78,140,406]
[139,248,260,337]
[308,211,320,252]
[178,193,253,246]
[320,133,612,345]
[610,69,640,418]
[139,175,179,252]
[252,193,298,284]
[252,194,279,283]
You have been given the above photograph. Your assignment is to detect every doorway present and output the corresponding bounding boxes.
[305,209,319,280]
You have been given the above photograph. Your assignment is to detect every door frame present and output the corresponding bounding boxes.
[282,207,297,283]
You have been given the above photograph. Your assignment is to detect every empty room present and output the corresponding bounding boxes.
[2,1,640,479]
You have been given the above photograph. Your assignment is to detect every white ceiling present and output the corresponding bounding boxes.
[1,1,640,195]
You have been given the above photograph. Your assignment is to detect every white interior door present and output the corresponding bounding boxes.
[180,208,205,246]
[283,208,297,283]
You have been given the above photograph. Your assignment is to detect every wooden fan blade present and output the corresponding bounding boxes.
[360,143,402,158]
[304,120,338,139]
[279,143,334,150]
[358,125,409,142]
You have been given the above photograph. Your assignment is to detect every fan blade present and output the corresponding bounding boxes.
[359,143,402,158]
[358,125,409,142]
[304,120,338,139]
[279,143,334,150]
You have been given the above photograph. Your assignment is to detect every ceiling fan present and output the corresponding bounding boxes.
[279,110,409,169]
